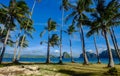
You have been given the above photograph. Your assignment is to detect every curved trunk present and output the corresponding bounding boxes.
[110,29,120,61]
[0,28,10,63]
[111,28,120,57]
[16,34,25,61]
[13,31,21,62]
[59,7,64,64]
[15,0,36,62]
[93,35,101,64]
[103,30,114,67]
[0,26,4,35]
[69,36,74,62]
[79,24,89,64]
[46,31,50,63]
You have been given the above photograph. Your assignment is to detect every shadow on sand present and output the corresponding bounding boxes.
[58,69,95,76]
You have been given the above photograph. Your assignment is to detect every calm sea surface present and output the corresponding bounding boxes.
[2,58,120,64]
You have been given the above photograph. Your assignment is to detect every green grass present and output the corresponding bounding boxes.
[0,63,120,76]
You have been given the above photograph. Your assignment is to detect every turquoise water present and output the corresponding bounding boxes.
[2,58,120,64]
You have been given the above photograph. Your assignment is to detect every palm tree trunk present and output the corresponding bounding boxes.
[69,36,74,62]
[93,35,101,64]
[110,29,120,61]
[30,0,36,19]
[46,31,50,63]
[111,28,120,57]
[16,34,25,61]
[103,30,114,67]
[0,26,4,35]
[13,31,21,62]
[79,24,89,64]
[59,7,64,64]
[0,28,10,63]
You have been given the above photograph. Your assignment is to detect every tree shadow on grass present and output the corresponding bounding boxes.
[58,69,95,76]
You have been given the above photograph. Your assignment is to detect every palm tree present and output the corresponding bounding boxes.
[87,0,120,67]
[12,30,21,62]
[16,35,29,61]
[109,28,120,61]
[16,18,34,61]
[111,28,120,57]
[65,0,93,64]
[64,25,76,62]
[15,0,40,62]
[59,0,68,63]
[0,0,30,63]
[40,18,58,63]
[93,35,101,64]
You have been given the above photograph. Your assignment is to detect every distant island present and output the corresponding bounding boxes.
[80,49,119,58]
[3,49,119,59]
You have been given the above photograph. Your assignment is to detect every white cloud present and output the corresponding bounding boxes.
[54,50,59,53]
[87,49,93,53]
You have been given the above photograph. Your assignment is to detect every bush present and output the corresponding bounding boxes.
[104,67,118,76]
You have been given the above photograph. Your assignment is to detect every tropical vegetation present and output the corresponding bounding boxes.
[0,0,120,72]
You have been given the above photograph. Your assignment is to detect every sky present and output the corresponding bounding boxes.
[0,0,120,57]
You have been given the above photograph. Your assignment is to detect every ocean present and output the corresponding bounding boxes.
[2,58,120,64]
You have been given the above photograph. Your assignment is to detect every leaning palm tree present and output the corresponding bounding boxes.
[40,18,58,63]
[0,0,30,63]
[16,18,34,61]
[65,0,93,64]
[64,25,76,62]
[109,28,120,61]
[87,0,120,67]
[14,0,39,62]
[111,28,120,58]
[15,35,29,62]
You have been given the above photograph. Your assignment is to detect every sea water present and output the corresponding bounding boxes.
[2,58,120,64]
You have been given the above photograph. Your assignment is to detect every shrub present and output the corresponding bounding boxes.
[104,67,118,76]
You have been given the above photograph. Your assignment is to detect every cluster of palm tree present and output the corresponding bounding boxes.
[62,0,120,67]
[0,0,120,68]
[0,0,35,63]
[40,18,59,63]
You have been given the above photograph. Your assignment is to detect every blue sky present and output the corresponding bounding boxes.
[0,0,120,57]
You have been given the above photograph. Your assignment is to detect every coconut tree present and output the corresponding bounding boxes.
[0,0,31,63]
[109,28,120,61]
[111,28,120,57]
[65,0,94,64]
[15,35,29,62]
[40,18,58,63]
[64,25,76,62]
[14,0,40,62]
[93,35,101,64]
[16,18,34,61]
[87,0,120,67]
[59,0,69,63]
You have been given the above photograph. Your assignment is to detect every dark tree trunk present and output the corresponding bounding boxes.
[93,35,101,64]
[79,24,89,65]
[103,30,114,67]
[46,31,50,63]
[69,36,74,63]
[0,29,10,63]
[110,29,120,61]
[111,28,120,57]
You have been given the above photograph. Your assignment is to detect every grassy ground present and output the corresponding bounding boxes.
[0,63,120,76]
